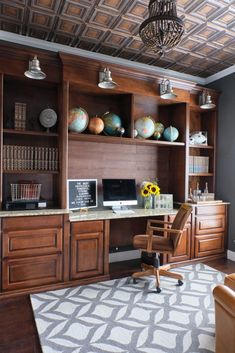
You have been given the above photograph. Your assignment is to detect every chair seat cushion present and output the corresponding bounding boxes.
[133,234,174,253]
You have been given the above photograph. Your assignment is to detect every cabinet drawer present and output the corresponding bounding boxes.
[195,234,224,258]
[3,228,62,258]
[3,215,63,231]
[195,205,225,216]
[2,254,62,291]
[195,215,225,235]
[71,220,103,234]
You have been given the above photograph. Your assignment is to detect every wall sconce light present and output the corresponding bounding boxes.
[160,79,177,99]
[199,90,216,109]
[24,56,46,80]
[98,68,117,89]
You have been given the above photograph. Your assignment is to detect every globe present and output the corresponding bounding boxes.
[134,116,155,139]
[163,126,179,142]
[88,116,104,135]
[153,122,165,140]
[102,112,122,136]
[68,107,89,133]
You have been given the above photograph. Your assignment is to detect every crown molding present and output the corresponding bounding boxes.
[0,30,231,86]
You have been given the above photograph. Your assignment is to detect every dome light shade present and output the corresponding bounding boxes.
[160,79,177,99]
[199,90,216,109]
[98,68,117,89]
[139,0,184,56]
[24,56,46,80]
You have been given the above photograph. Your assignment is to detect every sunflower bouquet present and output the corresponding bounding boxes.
[140,180,160,197]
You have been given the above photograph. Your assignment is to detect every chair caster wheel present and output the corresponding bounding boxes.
[156,287,161,293]
[178,279,183,286]
[133,278,137,284]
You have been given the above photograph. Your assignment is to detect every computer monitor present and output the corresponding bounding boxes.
[102,179,137,210]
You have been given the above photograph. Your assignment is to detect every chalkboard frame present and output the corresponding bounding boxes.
[67,179,98,211]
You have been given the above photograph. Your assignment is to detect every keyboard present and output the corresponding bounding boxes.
[113,209,135,215]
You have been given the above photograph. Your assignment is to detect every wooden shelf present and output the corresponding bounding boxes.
[189,145,214,149]
[68,132,185,147]
[3,129,58,137]
[3,170,59,174]
[189,173,214,177]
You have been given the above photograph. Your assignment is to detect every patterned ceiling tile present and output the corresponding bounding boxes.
[1,3,24,21]
[104,32,128,46]
[98,0,127,12]
[61,2,89,21]
[0,20,21,33]
[126,38,144,51]
[28,10,54,28]
[81,25,107,41]
[196,43,218,56]
[89,8,117,28]
[1,0,235,78]
[28,27,49,40]
[126,1,148,20]
[114,16,140,35]
[31,0,60,12]
[56,18,80,35]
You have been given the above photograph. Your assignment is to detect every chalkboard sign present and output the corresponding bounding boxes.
[67,179,97,210]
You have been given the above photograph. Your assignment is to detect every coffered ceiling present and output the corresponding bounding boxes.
[0,0,235,79]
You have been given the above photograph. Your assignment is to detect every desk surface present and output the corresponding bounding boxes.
[69,208,178,222]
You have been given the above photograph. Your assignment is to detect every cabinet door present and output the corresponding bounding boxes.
[2,254,62,291]
[71,221,104,279]
[195,233,224,258]
[167,215,191,263]
[168,223,191,263]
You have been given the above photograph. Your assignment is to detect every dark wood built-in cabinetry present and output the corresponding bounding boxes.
[0,44,228,297]
[2,215,63,291]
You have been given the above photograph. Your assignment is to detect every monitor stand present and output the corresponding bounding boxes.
[112,206,135,215]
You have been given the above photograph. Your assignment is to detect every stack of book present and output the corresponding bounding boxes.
[14,102,26,130]
[3,145,59,171]
[189,156,209,173]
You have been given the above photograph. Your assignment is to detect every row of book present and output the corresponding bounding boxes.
[14,102,26,131]
[3,145,59,171]
[189,156,209,173]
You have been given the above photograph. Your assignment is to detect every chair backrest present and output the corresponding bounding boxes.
[171,203,192,250]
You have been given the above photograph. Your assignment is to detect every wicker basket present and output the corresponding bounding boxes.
[11,183,41,201]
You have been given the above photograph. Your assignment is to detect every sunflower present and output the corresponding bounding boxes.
[141,187,150,197]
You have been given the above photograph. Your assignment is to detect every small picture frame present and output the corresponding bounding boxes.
[189,131,207,145]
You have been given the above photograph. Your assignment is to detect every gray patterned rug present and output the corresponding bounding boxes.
[30,263,224,353]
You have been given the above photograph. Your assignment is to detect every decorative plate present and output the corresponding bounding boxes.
[39,108,57,128]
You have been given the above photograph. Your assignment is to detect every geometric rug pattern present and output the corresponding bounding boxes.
[30,263,224,353]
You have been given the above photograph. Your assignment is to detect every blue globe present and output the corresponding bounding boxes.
[135,116,155,139]
[68,107,89,133]
[163,126,179,142]
[102,112,122,136]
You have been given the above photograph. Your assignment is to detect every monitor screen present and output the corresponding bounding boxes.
[102,179,137,207]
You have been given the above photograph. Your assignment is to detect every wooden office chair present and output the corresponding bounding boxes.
[132,203,192,293]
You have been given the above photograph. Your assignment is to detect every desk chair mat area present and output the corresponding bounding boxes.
[30,263,224,353]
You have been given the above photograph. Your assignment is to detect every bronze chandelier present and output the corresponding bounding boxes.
[139,0,184,56]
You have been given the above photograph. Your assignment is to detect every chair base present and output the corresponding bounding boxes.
[132,263,183,292]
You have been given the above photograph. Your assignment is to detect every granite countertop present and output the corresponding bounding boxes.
[69,208,178,222]
[0,208,69,217]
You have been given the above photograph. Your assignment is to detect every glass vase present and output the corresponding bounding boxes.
[152,194,160,209]
[144,195,152,209]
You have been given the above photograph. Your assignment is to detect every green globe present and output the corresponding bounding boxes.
[102,112,122,136]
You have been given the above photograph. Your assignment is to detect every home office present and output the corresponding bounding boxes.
[0,0,235,353]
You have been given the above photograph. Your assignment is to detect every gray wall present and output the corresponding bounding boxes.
[209,73,235,251]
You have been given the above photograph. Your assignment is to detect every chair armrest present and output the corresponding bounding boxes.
[148,219,173,225]
[148,226,181,234]
[213,285,235,317]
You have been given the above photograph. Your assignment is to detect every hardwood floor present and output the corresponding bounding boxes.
[0,258,234,353]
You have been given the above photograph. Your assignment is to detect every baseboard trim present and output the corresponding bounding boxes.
[227,250,235,261]
[109,250,140,263]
